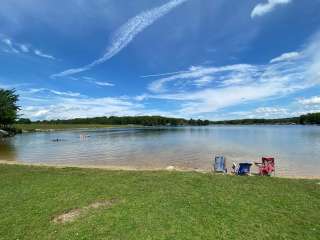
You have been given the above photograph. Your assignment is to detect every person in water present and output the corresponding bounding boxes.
[52,138,62,142]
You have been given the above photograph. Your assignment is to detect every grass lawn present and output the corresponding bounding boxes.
[0,164,319,240]
[14,124,138,132]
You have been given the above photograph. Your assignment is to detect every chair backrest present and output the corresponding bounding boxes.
[262,157,275,167]
[237,163,252,175]
[214,156,226,172]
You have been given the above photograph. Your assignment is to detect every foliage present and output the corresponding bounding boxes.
[0,164,319,240]
[34,116,211,126]
[27,113,320,127]
[211,117,300,125]
[16,118,32,124]
[300,113,320,124]
[0,89,20,127]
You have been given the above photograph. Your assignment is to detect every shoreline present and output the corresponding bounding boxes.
[1,160,319,180]
[13,124,320,134]
[0,160,207,173]
[13,124,142,133]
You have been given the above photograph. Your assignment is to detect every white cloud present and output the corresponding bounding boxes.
[51,0,188,78]
[225,107,289,119]
[81,76,95,81]
[18,87,182,120]
[270,52,300,63]
[49,90,80,97]
[141,70,190,78]
[2,38,11,45]
[251,0,292,18]
[92,81,115,87]
[26,88,81,97]
[148,64,259,93]
[81,77,115,87]
[19,44,29,53]
[34,49,55,60]
[20,96,144,120]
[2,38,20,53]
[1,37,55,59]
[221,77,248,86]
[29,109,50,117]
[142,35,320,116]
[134,94,149,101]
[193,76,214,87]
[174,81,295,115]
[255,107,288,115]
[298,96,320,106]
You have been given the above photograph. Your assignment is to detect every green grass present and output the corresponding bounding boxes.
[14,123,138,132]
[0,164,319,240]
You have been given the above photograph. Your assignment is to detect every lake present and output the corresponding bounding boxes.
[0,125,319,177]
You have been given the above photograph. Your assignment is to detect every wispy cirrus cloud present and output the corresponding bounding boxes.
[251,0,292,18]
[2,38,20,53]
[82,77,115,87]
[34,49,55,60]
[51,0,188,78]
[1,37,55,60]
[25,88,81,97]
[19,44,29,53]
[92,81,115,87]
[69,76,115,87]
[140,70,191,78]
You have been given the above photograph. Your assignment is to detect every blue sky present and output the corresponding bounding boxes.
[1,0,320,120]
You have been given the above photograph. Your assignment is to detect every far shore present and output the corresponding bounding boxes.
[1,160,319,180]
[13,123,143,132]
[11,123,320,134]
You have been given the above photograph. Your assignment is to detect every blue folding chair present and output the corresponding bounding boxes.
[237,163,252,176]
[213,156,227,173]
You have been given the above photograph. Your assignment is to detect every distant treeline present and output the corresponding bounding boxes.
[211,112,320,125]
[16,112,320,126]
[17,116,211,126]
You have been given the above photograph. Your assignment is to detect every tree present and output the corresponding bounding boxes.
[16,118,32,124]
[0,89,20,127]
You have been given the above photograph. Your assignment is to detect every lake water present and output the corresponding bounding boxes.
[0,126,319,177]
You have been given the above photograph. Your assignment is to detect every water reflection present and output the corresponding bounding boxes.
[0,138,16,161]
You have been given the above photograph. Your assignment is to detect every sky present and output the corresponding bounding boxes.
[1,0,320,120]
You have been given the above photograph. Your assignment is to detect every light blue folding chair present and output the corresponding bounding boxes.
[213,156,227,173]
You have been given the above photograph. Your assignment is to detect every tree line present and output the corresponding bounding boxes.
[211,113,320,125]
[30,116,211,126]
[21,113,320,126]
[1,88,320,129]
[299,113,320,124]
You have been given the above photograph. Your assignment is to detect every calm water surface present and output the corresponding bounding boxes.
[0,126,319,177]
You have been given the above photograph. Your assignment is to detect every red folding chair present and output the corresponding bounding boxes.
[255,157,275,176]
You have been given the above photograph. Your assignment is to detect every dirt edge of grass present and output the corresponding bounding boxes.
[52,199,119,224]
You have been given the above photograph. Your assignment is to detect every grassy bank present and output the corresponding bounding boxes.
[0,164,319,239]
[14,123,138,132]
